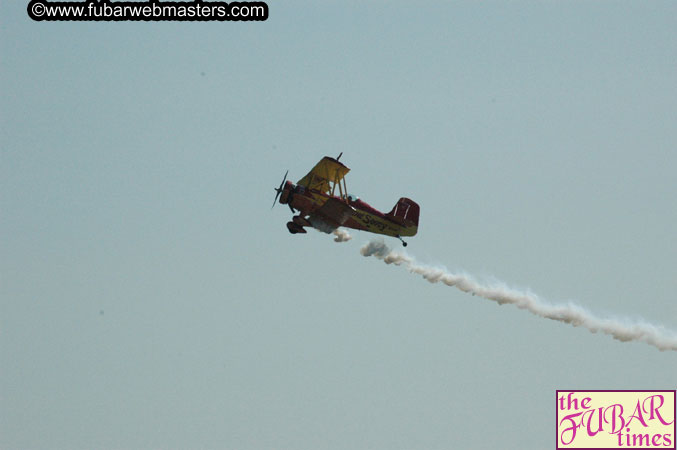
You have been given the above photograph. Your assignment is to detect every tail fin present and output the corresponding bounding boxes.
[387,197,420,227]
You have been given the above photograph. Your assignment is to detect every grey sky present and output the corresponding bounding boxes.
[2,1,676,449]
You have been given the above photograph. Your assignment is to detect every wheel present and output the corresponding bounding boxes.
[286,221,304,234]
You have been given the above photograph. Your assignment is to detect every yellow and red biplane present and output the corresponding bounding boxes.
[272,154,419,246]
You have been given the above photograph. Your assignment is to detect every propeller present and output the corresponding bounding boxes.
[271,170,289,209]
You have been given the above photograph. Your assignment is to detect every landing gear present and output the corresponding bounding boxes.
[286,221,306,234]
[292,215,311,228]
[396,235,408,247]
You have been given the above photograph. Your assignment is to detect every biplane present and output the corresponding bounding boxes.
[272,154,419,246]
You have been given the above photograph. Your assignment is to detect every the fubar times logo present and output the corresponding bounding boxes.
[556,390,676,449]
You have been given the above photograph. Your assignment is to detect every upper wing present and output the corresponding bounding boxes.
[297,156,350,195]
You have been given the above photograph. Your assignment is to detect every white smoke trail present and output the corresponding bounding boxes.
[361,240,677,352]
[333,228,352,243]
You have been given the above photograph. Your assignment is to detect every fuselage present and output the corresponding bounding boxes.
[279,181,418,237]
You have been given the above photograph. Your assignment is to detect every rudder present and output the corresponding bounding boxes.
[387,197,420,227]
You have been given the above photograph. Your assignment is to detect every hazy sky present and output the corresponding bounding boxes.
[2,1,676,449]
